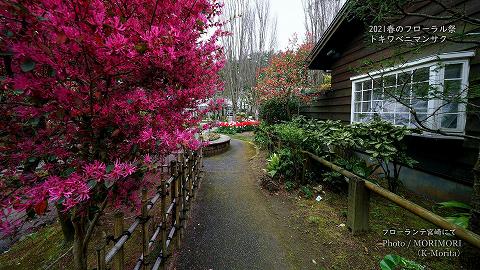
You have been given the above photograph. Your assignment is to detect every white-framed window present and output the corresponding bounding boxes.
[350,51,473,133]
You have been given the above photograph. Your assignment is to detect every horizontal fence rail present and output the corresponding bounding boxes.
[95,147,204,270]
[301,150,480,249]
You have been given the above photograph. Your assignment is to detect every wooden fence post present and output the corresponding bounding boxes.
[96,231,107,270]
[199,146,203,169]
[141,188,149,270]
[193,151,199,189]
[188,152,194,201]
[179,153,185,241]
[347,177,370,235]
[113,212,125,270]
[301,153,310,184]
[160,180,167,269]
[173,160,181,248]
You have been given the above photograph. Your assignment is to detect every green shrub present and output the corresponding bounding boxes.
[259,98,301,125]
[284,181,296,191]
[300,185,314,199]
[321,171,345,189]
[435,201,471,228]
[276,148,303,183]
[254,123,274,149]
[265,153,281,178]
[259,115,416,193]
[351,116,417,193]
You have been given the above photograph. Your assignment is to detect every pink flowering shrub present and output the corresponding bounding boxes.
[0,0,225,267]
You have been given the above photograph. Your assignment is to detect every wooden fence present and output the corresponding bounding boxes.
[95,148,203,270]
[302,150,480,249]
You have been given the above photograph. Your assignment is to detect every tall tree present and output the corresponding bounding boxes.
[302,0,343,87]
[220,0,277,118]
[302,0,343,43]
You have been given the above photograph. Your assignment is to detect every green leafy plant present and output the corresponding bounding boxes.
[265,153,281,178]
[321,171,345,187]
[300,185,314,199]
[380,254,424,270]
[352,116,417,193]
[436,201,472,228]
[285,181,296,191]
[254,123,274,149]
[276,148,303,183]
[335,156,377,180]
[259,98,301,125]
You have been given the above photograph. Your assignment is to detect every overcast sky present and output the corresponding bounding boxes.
[270,0,306,51]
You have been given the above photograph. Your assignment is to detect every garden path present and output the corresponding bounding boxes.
[174,139,293,269]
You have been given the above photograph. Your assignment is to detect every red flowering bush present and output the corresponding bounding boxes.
[216,120,260,134]
[0,0,224,268]
[255,40,314,123]
[255,41,313,103]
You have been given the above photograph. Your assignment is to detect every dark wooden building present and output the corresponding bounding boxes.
[303,0,480,201]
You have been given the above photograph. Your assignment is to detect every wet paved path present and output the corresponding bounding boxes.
[175,139,291,270]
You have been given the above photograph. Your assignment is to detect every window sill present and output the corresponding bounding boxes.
[407,132,465,140]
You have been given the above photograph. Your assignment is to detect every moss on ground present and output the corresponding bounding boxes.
[0,224,66,270]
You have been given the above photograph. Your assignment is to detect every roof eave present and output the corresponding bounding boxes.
[307,0,352,70]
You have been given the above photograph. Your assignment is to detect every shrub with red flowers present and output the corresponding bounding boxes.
[0,1,224,268]
[216,120,260,134]
[255,40,314,123]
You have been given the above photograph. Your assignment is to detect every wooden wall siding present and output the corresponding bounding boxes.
[301,0,480,184]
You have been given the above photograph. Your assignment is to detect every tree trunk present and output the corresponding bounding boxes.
[56,204,75,244]
[72,218,88,270]
[460,148,480,269]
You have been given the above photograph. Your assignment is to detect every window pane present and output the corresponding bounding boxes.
[444,79,461,96]
[441,114,458,129]
[354,91,361,102]
[397,72,411,98]
[372,100,383,112]
[414,113,428,125]
[413,67,429,82]
[363,90,372,101]
[398,71,411,86]
[362,80,372,90]
[384,75,396,87]
[354,102,361,112]
[353,113,360,122]
[360,113,372,122]
[383,99,395,112]
[362,102,371,112]
[355,82,362,91]
[395,103,409,113]
[373,79,382,89]
[411,98,428,113]
[395,113,410,126]
[445,64,462,79]
[373,87,382,100]
[442,102,459,113]
[412,81,429,98]
[382,113,394,123]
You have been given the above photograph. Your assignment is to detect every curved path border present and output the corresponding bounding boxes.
[203,134,231,157]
